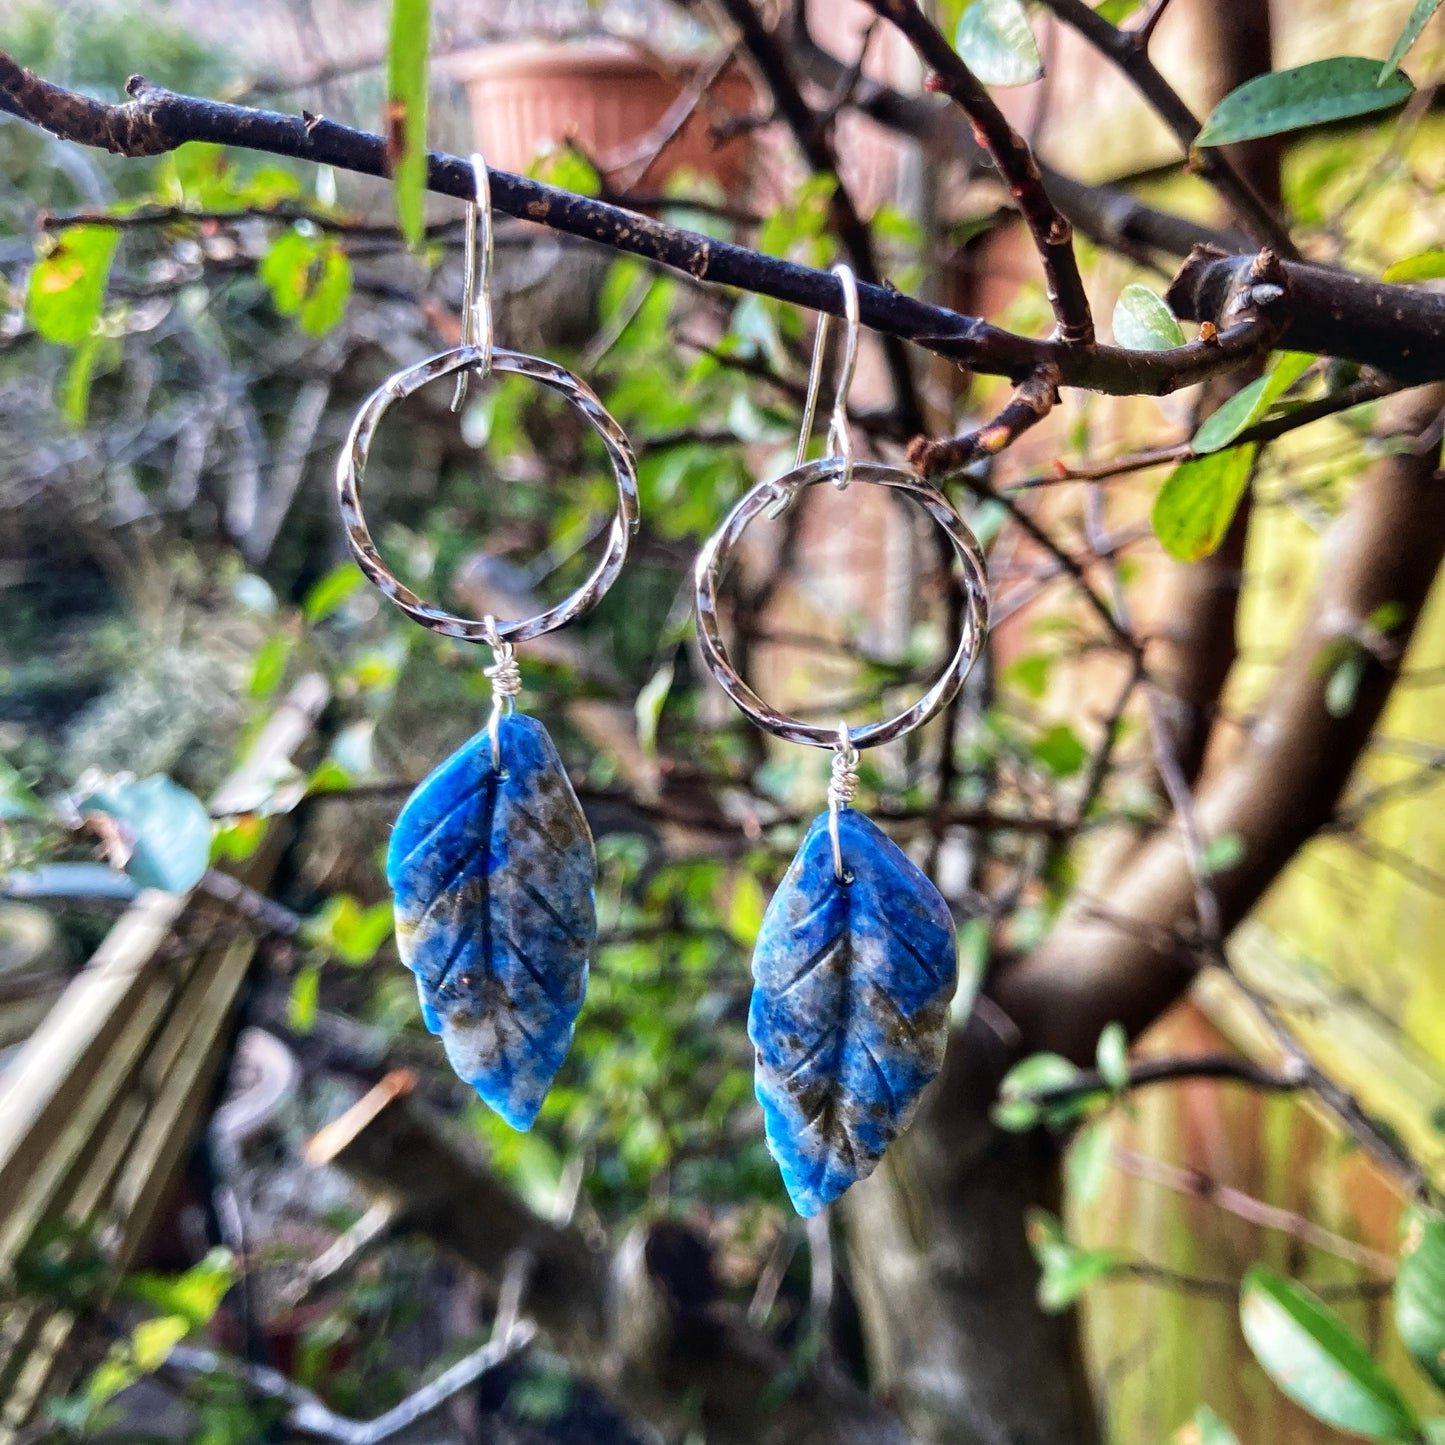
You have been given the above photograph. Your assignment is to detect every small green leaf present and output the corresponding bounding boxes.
[1381,0,1443,81]
[27,227,119,346]
[954,0,1043,87]
[126,1249,235,1330]
[1095,1022,1129,1091]
[61,335,105,427]
[635,660,675,760]
[1152,444,1258,562]
[1191,352,1315,454]
[1326,650,1367,718]
[1396,1204,1445,1392]
[728,872,767,948]
[387,0,432,249]
[1094,0,1140,21]
[1026,1209,1125,1310]
[130,1315,188,1373]
[82,776,212,894]
[995,1051,1090,1130]
[259,233,352,335]
[248,635,292,701]
[1034,724,1088,777]
[1241,1265,1420,1440]
[1112,284,1186,350]
[305,894,394,965]
[1066,1119,1113,1207]
[303,561,365,623]
[1172,1404,1241,1445]
[1384,249,1445,283]
[0,754,46,820]
[1200,833,1245,875]
[1196,59,1414,147]
[289,962,321,1033]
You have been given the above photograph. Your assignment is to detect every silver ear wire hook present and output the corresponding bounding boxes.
[452,152,496,412]
[769,264,860,519]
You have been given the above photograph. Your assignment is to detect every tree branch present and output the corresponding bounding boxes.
[994,384,1445,1061]
[863,0,1095,345]
[0,51,1310,395]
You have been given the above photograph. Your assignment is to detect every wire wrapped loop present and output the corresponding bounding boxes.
[826,722,860,881]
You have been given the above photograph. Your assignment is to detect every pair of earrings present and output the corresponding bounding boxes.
[335,157,990,1215]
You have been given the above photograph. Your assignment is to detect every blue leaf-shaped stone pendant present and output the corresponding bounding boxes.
[749,810,957,1215]
[386,712,595,1130]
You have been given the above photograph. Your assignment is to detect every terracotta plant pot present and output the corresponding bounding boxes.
[452,41,757,191]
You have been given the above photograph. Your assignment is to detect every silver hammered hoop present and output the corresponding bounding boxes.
[694,459,990,750]
[336,345,640,645]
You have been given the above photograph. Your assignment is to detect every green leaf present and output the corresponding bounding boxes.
[27,227,119,346]
[955,0,1043,87]
[1094,0,1140,21]
[1095,1022,1129,1092]
[248,635,292,701]
[1112,284,1186,350]
[995,1051,1088,1130]
[1200,833,1245,875]
[1241,1265,1421,1440]
[303,561,365,623]
[1196,59,1414,147]
[727,872,767,948]
[126,1250,235,1329]
[305,894,394,965]
[82,776,212,893]
[387,0,432,249]
[130,1315,189,1373]
[1191,352,1315,454]
[1396,1204,1445,1392]
[1384,249,1445,283]
[289,962,321,1033]
[1326,650,1367,718]
[635,660,675,761]
[61,335,105,427]
[1034,724,1088,777]
[1381,0,1443,81]
[0,754,46,820]
[1026,1209,1125,1310]
[258,233,352,336]
[1152,444,1258,562]
[1172,1404,1241,1445]
[1066,1119,1113,1207]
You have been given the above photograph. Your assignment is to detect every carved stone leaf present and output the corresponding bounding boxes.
[749,810,957,1215]
[387,712,595,1130]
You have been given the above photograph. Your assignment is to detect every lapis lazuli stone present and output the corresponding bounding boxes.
[386,711,595,1130]
[749,809,957,1216]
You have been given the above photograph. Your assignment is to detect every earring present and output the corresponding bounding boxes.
[694,265,990,1215]
[336,155,639,1130]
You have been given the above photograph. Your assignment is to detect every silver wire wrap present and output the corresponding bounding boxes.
[826,722,860,882]
[335,149,640,649]
[482,615,521,768]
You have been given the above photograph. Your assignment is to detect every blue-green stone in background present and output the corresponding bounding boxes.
[386,712,595,1130]
[749,809,957,1216]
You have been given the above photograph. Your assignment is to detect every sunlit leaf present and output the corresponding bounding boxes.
[1095,1022,1129,1091]
[954,0,1043,86]
[387,0,432,249]
[1066,1119,1113,1207]
[258,232,352,335]
[61,335,107,427]
[303,561,365,623]
[1152,444,1258,562]
[1241,1266,1420,1440]
[635,660,674,760]
[126,1250,235,1330]
[0,754,46,820]
[1034,724,1088,777]
[289,962,321,1033]
[1396,1204,1445,1391]
[1196,59,1414,147]
[1094,0,1140,21]
[1381,0,1443,81]
[1191,352,1315,454]
[27,226,119,346]
[1383,249,1445,283]
[1026,1209,1126,1310]
[1112,284,1186,350]
[995,1051,1088,1130]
